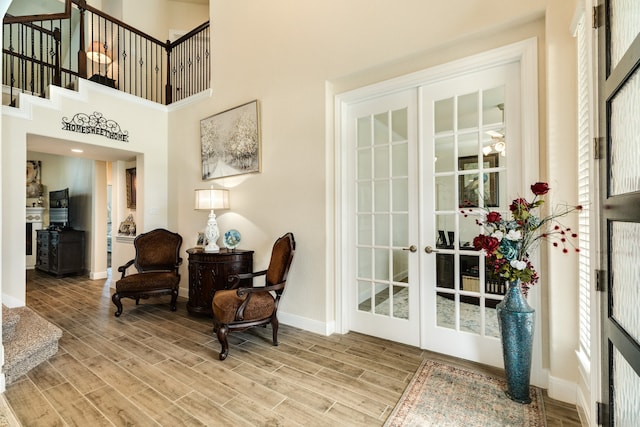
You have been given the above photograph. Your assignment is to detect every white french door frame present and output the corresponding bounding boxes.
[334,37,542,384]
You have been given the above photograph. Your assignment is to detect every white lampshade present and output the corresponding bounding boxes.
[195,188,229,210]
[87,41,112,65]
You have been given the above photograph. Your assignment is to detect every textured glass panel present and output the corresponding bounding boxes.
[392,250,409,283]
[374,249,389,281]
[613,347,640,426]
[374,214,389,246]
[357,182,372,212]
[435,175,455,211]
[357,248,371,278]
[435,136,454,173]
[611,222,640,343]
[357,215,372,245]
[392,179,408,211]
[357,116,372,147]
[610,70,640,195]
[435,97,454,133]
[357,149,371,180]
[609,0,640,69]
[392,214,408,247]
[374,283,390,315]
[460,297,481,334]
[392,286,409,319]
[391,108,408,141]
[458,92,478,130]
[437,292,456,329]
[373,113,389,145]
[374,181,389,212]
[357,281,372,311]
[391,142,408,176]
[374,146,389,178]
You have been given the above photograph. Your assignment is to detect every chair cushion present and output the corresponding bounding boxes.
[116,272,179,293]
[212,289,275,324]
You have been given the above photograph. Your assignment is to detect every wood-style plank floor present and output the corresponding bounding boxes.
[4,270,582,426]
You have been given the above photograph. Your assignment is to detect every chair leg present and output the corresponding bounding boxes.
[272,315,279,346]
[216,324,230,360]
[170,288,178,311]
[112,293,123,317]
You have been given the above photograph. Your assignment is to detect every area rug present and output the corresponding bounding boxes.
[385,359,545,427]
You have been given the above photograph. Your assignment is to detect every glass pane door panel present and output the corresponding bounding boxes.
[374,249,389,281]
[458,133,479,158]
[374,113,389,145]
[391,108,408,140]
[609,0,640,69]
[435,136,454,173]
[610,71,640,195]
[460,212,480,249]
[392,179,409,211]
[357,182,371,212]
[436,214,456,248]
[357,215,372,245]
[357,280,371,311]
[611,221,640,343]
[613,347,640,426]
[392,214,408,247]
[374,181,390,211]
[392,143,408,175]
[435,175,456,211]
[435,97,454,133]
[437,292,456,329]
[374,215,389,246]
[374,146,389,178]
[374,283,389,312]
[460,296,481,334]
[392,250,409,283]
[357,149,372,179]
[357,117,372,147]
[357,248,371,277]
[482,86,505,126]
[436,254,454,290]
[393,285,409,319]
[458,92,479,130]
[485,300,501,338]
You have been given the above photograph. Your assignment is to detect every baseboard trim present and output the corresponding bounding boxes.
[548,374,578,405]
[90,271,108,280]
[1,294,23,309]
[278,310,334,336]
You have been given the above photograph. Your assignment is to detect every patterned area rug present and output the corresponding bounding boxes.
[385,359,545,427]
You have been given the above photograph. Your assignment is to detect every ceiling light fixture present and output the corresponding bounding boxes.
[71,148,83,153]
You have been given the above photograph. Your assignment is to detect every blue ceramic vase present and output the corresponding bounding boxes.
[496,279,535,404]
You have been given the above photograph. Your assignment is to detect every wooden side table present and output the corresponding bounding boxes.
[186,248,254,316]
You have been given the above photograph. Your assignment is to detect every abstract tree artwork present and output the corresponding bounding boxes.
[201,100,261,180]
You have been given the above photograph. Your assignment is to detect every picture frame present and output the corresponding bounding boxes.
[196,232,205,248]
[126,167,136,209]
[201,100,261,180]
[26,160,44,198]
[458,153,499,207]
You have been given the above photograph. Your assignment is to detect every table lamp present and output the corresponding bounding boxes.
[195,187,229,252]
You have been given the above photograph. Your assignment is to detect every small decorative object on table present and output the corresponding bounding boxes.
[464,182,581,404]
[223,229,241,250]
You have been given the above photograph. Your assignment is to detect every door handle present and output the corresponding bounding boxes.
[402,245,417,253]
[424,245,440,254]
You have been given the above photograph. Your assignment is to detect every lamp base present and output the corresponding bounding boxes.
[204,210,220,253]
[204,243,220,253]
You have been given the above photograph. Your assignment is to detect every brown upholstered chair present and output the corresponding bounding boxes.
[212,232,295,360]
[112,228,183,317]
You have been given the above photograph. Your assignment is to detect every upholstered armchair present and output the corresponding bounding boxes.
[112,228,183,317]
[212,232,295,360]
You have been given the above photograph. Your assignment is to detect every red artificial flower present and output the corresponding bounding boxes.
[510,198,530,212]
[486,211,502,223]
[531,182,550,195]
[473,235,500,254]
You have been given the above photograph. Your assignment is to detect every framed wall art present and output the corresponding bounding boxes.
[458,153,499,208]
[201,100,261,180]
[26,160,44,198]
[126,167,136,209]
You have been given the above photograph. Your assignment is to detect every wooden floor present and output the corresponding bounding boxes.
[4,270,582,426]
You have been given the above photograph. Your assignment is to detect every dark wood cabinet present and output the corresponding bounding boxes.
[186,248,254,316]
[36,229,85,277]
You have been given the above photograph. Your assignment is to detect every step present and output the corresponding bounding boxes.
[2,307,62,385]
[2,307,20,343]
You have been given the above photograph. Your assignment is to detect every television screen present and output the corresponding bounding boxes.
[49,188,69,228]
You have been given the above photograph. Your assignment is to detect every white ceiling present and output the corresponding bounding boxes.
[27,134,139,162]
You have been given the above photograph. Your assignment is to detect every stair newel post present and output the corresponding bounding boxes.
[165,40,172,105]
[53,27,61,86]
[77,0,87,79]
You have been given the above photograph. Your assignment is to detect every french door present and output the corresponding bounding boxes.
[598,0,640,425]
[345,61,524,365]
[420,63,520,365]
[347,90,421,346]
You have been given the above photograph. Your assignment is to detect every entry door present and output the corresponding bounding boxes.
[347,89,420,346]
[420,63,520,366]
[598,1,640,424]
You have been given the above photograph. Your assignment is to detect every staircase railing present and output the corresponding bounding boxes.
[2,0,209,106]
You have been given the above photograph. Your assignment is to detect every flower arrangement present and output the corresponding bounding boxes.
[462,182,582,293]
